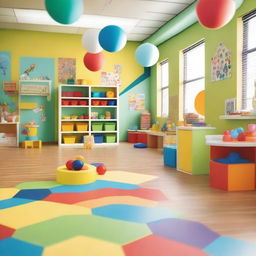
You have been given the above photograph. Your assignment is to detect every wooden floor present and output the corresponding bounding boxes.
[1,142,256,243]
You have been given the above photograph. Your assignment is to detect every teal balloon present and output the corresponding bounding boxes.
[135,43,159,67]
[99,25,127,52]
[45,0,83,24]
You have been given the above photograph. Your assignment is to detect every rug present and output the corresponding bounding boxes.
[0,171,256,256]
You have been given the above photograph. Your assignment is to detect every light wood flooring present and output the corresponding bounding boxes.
[0,142,256,243]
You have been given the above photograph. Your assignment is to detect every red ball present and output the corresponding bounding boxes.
[66,160,74,170]
[83,52,104,72]
[196,0,236,29]
[97,165,107,175]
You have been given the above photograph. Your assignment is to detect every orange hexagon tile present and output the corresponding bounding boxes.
[43,235,125,256]
[0,200,91,229]
[76,196,158,208]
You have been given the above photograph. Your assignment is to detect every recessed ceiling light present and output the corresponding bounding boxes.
[14,9,139,32]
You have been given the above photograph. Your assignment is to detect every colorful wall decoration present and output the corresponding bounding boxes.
[19,57,55,142]
[58,58,76,83]
[0,51,11,84]
[100,64,122,86]
[211,42,231,82]
[128,93,145,111]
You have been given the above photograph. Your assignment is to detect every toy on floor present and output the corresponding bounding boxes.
[134,143,147,148]
[91,163,107,175]
[222,124,256,142]
[21,121,42,148]
[84,135,94,149]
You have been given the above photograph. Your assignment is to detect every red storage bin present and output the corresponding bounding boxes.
[62,91,73,97]
[62,100,70,105]
[79,100,88,105]
[100,100,108,106]
[74,91,83,97]
[137,133,147,144]
[128,132,138,143]
[92,100,100,106]
[70,100,79,105]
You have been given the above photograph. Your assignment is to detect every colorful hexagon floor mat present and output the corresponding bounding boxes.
[0,171,256,256]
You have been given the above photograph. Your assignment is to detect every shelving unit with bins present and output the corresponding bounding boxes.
[58,84,119,147]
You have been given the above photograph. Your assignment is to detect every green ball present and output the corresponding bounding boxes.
[45,0,84,24]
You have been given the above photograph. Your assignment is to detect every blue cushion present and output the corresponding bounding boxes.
[134,143,147,148]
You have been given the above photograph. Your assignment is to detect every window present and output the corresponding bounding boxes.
[160,59,169,117]
[242,10,256,110]
[183,41,205,117]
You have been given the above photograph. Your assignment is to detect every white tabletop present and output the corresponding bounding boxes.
[177,126,216,130]
[205,135,256,147]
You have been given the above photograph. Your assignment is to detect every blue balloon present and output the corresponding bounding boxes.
[45,0,83,24]
[135,43,159,67]
[99,25,127,52]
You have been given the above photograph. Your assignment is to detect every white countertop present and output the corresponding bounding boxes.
[205,135,256,147]
[177,126,216,130]
[0,122,19,125]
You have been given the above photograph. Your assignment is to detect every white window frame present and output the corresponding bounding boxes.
[160,59,169,117]
[183,40,205,117]
[242,10,256,110]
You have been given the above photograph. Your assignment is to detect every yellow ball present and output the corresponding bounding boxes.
[75,155,85,162]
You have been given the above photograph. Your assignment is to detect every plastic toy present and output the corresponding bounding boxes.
[75,155,85,162]
[72,160,84,170]
[134,143,147,148]
[66,160,74,170]
[84,135,94,149]
[91,162,107,175]
[96,164,107,175]
[222,125,256,142]
[21,121,42,148]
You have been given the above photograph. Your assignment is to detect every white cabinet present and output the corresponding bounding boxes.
[58,84,119,147]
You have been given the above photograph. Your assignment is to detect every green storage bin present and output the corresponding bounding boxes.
[92,122,103,131]
[105,134,116,143]
[104,122,116,131]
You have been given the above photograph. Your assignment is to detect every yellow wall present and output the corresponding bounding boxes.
[0,29,143,92]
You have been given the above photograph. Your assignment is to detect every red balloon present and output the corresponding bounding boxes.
[196,0,236,29]
[83,52,104,72]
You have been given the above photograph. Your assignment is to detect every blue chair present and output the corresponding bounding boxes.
[163,145,177,168]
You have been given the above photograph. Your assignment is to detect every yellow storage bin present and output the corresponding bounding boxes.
[63,136,76,144]
[62,123,74,131]
[76,123,88,131]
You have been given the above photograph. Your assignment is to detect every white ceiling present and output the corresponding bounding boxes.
[0,0,195,41]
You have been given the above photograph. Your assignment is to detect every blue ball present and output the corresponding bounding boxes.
[72,160,84,170]
[99,25,127,52]
[135,43,159,67]
[45,0,83,24]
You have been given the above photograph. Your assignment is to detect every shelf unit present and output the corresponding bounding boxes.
[58,84,119,147]
[219,115,256,120]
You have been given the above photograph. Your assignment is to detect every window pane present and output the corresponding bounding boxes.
[248,16,256,50]
[184,79,204,116]
[161,62,169,88]
[162,88,169,117]
[243,51,256,110]
[185,43,205,81]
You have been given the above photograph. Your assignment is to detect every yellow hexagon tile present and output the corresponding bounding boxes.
[43,235,125,256]
[77,196,158,208]
[0,200,91,229]
[0,188,20,200]
[98,171,157,184]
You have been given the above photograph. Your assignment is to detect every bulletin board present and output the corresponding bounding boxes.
[19,57,55,142]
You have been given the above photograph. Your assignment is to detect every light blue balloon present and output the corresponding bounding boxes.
[230,129,239,138]
[135,43,159,67]
[45,0,83,24]
[99,25,127,53]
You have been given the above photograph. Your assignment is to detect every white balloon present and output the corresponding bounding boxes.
[81,29,103,53]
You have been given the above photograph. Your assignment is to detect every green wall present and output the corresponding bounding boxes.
[120,77,150,141]
[150,0,256,133]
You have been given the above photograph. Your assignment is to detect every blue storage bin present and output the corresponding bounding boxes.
[163,145,177,168]
[108,100,116,105]
[94,134,104,143]
[99,92,106,97]
[91,91,100,97]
